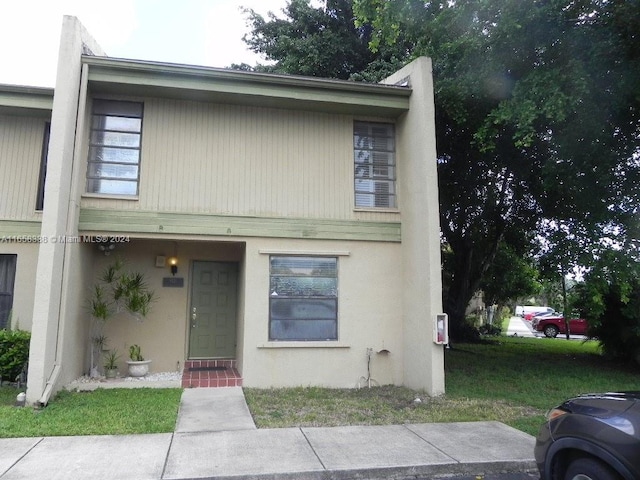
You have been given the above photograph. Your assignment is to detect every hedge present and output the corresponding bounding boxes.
[0,329,31,382]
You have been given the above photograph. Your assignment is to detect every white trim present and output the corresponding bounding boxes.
[81,193,139,201]
[259,249,350,256]
[354,207,400,214]
[258,342,350,349]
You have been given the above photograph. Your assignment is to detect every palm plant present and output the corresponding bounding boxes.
[88,259,154,377]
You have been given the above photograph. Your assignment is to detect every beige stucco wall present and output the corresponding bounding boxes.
[241,237,404,388]
[27,16,106,404]
[86,235,404,388]
[55,242,94,386]
[95,239,245,375]
[384,57,445,395]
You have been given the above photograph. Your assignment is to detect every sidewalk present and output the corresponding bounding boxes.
[0,388,539,480]
[506,316,536,338]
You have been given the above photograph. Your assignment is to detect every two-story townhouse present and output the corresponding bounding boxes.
[0,85,52,333]
[0,17,444,405]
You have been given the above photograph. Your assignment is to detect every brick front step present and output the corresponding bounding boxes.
[181,360,242,388]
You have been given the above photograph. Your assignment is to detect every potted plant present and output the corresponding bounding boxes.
[126,344,151,377]
[88,259,155,378]
[103,349,120,379]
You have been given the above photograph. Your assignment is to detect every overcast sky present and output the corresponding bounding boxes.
[0,0,319,88]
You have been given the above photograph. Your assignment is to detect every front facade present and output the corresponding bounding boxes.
[0,17,444,405]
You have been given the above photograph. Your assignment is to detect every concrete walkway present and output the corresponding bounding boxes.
[0,387,538,480]
[175,387,256,433]
[506,316,536,338]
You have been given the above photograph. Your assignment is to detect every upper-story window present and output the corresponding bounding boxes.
[353,121,396,209]
[86,100,143,196]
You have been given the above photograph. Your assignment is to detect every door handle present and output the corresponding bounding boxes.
[191,307,197,327]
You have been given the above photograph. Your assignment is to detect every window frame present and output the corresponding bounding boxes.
[86,99,144,197]
[268,255,338,342]
[0,254,17,330]
[35,122,50,211]
[353,120,397,209]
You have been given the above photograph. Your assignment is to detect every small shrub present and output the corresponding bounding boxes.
[479,323,502,336]
[0,329,31,382]
[450,321,481,343]
[580,279,640,363]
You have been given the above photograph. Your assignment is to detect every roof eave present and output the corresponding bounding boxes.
[0,84,53,117]
[83,56,411,117]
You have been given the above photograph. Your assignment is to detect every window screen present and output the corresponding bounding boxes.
[354,121,396,208]
[86,100,143,196]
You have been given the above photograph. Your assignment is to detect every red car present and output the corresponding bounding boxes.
[532,315,588,338]
[524,310,557,322]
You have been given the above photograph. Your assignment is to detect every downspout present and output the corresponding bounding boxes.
[37,62,89,407]
[37,364,62,407]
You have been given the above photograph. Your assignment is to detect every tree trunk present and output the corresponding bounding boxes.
[562,273,570,340]
[444,228,504,341]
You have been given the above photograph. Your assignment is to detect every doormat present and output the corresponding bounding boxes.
[188,366,227,372]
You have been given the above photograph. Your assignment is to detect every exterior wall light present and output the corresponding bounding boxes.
[98,241,115,256]
[168,257,178,276]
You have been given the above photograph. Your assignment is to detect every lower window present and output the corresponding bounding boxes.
[269,256,338,341]
[0,255,17,330]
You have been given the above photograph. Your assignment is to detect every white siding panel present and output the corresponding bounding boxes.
[0,115,46,221]
[81,99,398,222]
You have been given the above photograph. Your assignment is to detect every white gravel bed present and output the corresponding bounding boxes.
[67,371,182,391]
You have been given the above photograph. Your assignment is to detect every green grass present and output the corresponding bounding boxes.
[0,388,182,438]
[245,336,640,435]
[2,336,638,438]
[245,386,539,429]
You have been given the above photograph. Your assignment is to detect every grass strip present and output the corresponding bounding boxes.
[245,337,640,435]
[0,388,182,438]
[244,386,540,430]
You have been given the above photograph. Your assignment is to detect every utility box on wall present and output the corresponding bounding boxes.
[434,313,449,345]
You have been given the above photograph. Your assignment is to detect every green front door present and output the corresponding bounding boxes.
[188,261,238,358]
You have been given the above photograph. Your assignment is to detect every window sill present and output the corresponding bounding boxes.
[259,249,350,256]
[354,207,400,214]
[82,193,139,201]
[258,342,350,349]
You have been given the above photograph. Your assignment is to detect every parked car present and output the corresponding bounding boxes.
[532,315,587,337]
[535,392,640,480]
[527,310,560,322]
[517,305,555,318]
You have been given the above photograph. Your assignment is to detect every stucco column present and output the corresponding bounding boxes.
[383,57,445,395]
[26,17,104,405]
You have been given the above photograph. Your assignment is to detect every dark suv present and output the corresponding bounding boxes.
[535,392,640,480]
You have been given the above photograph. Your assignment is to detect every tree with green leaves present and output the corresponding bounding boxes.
[240,0,640,340]
[480,242,541,312]
[354,0,640,338]
[574,250,640,363]
[237,0,375,79]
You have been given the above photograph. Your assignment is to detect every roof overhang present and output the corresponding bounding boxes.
[0,84,53,117]
[82,56,411,118]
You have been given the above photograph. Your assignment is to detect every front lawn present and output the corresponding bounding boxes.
[245,337,639,435]
[0,387,182,438]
